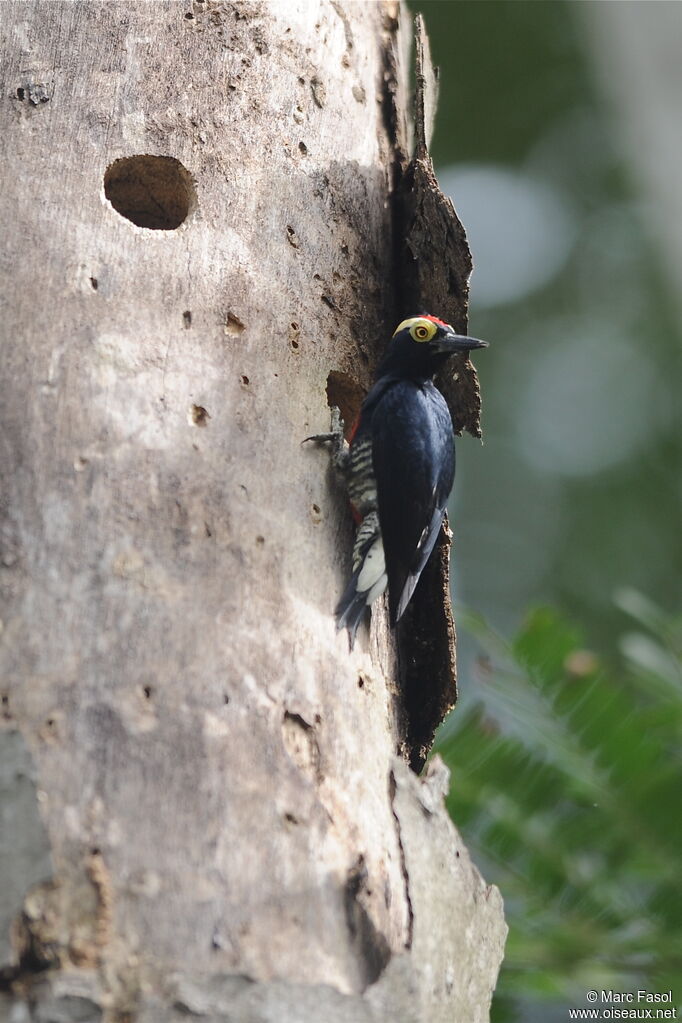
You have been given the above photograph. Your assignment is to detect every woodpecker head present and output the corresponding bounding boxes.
[376,315,488,380]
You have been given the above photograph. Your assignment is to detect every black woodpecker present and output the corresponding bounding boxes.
[307,314,488,647]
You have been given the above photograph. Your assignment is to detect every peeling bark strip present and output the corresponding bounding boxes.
[396,515,459,770]
[0,2,505,1020]
[397,16,482,440]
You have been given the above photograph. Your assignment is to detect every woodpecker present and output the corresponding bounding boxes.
[306,315,488,647]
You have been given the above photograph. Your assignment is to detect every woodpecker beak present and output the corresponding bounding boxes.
[437,330,489,353]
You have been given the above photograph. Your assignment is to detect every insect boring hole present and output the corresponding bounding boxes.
[325,371,365,441]
[189,404,210,427]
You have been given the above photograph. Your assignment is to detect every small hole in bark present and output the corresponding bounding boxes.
[183,310,192,327]
[224,312,245,336]
[104,155,196,230]
[241,375,250,386]
[358,676,365,689]
[255,535,265,545]
[298,141,308,155]
[223,692,230,705]
[284,812,299,825]
[16,87,25,100]
[190,404,210,426]
[184,11,194,18]
[90,277,98,290]
[282,711,321,780]
[39,714,61,743]
[143,685,152,700]
[90,847,101,856]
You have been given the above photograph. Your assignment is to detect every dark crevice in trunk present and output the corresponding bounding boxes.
[388,15,483,770]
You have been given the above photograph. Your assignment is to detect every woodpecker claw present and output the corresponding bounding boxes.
[303,407,349,474]
[302,431,335,445]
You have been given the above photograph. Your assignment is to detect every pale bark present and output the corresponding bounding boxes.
[0,2,506,1021]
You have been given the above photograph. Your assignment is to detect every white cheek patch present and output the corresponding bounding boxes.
[357,538,386,593]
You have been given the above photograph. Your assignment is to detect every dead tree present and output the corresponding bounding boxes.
[0,3,506,1020]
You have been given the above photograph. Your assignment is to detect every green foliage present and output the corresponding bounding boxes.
[436,596,682,1019]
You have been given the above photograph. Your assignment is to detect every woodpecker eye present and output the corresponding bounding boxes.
[393,316,439,342]
[408,319,437,343]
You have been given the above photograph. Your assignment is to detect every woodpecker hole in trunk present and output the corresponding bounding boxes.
[104,155,196,230]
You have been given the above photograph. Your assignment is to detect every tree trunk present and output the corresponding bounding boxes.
[0,2,506,1021]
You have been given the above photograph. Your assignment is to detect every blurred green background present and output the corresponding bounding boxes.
[412,1,682,1019]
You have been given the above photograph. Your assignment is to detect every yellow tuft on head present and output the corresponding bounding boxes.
[393,316,439,343]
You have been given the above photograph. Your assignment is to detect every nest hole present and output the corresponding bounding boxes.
[104,155,196,230]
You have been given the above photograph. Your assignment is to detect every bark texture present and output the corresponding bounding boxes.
[0,2,506,1020]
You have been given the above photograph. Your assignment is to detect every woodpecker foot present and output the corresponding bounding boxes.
[303,406,349,473]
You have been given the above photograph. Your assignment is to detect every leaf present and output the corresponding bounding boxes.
[436,596,682,1014]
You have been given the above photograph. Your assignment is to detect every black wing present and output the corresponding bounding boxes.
[371,380,455,624]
